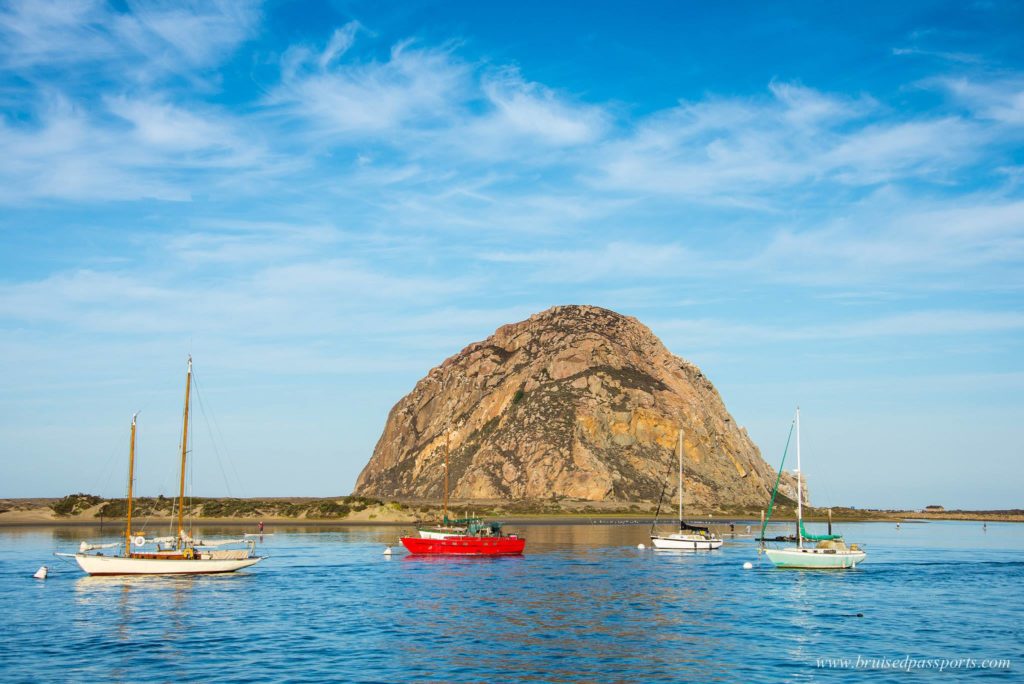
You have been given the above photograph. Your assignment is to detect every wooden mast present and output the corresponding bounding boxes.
[176,356,192,549]
[443,432,450,524]
[678,429,684,531]
[124,413,137,557]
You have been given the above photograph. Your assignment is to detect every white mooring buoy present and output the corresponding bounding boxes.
[383,546,393,556]
[33,565,48,579]
[743,561,753,570]
[637,543,646,550]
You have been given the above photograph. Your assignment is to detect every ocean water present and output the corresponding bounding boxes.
[0,520,1021,682]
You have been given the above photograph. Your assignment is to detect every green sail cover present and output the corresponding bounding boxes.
[799,520,842,542]
[759,421,795,540]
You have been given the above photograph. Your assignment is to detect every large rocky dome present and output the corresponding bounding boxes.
[354,305,794,507]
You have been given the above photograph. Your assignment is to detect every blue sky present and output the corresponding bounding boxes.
[1,1,1022,508]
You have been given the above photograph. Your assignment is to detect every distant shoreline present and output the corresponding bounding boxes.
[1,500,1021,528]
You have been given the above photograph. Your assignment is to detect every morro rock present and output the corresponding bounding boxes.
[354,305,794,507]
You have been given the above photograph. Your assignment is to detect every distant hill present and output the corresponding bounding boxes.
[354,305,797,507]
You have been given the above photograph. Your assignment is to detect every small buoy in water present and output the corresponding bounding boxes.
[383,546,393,555]
[33,565,48,579]
[637,543,645,550]
[743,562,753,570]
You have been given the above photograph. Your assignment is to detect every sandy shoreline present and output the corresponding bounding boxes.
[2,511,1022,527]
[4,495,1021,527]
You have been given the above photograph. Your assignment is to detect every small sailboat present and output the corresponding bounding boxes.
[68,357,263,575]
[650,429,723,551]
[760,408,865,569]
[401,520,526,556]
[400,431,525,555]
[416,433,474,540]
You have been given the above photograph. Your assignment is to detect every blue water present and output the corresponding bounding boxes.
[0,521,1021,682]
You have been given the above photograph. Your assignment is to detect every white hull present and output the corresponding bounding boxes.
[418,527,465,540]
[74,554,263,576]
[650,533,723,550]
[764,546,866,569]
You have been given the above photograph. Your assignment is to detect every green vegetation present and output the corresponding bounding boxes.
[197,495,382,519]
[95,497,170,518]
[199,498,269,518]
[41,494,388,520]
[51,493,104,516]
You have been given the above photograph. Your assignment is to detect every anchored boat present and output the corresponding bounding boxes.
[400,430,524,555]
[402,519,525,555]
[759,408,865,569]
[650,428,723,550]
[65,357,263,575]
[415,432,474,540]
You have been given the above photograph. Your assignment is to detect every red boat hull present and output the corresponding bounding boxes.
[400,535,525,555]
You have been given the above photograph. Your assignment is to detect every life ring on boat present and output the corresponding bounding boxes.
[183,547,195,560]
[133,535,146,547]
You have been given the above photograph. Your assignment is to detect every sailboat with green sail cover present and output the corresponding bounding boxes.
[759,408,866,569]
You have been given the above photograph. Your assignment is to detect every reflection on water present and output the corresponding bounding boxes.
[1,521,1022,682]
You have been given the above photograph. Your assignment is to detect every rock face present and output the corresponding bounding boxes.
[354,305,796,507]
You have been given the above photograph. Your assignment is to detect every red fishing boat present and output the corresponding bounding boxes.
[400,520,525,555]
[401,431,525,555]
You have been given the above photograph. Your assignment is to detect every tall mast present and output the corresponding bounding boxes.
[443,432,450,524]
[796,406,803,549]
[176,356,192,548]
[125,413,138,557]
[678,429,684,529]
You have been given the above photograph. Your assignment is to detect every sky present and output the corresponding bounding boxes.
[1,1,1022,509]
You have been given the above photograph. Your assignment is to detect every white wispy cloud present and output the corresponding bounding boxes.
[750,195,1024,288]
[0,0,261,77]
[473,191,1024,294]
[0,92,272,202]
[936,76,1024,125]
[466,67,610,150]
[272,36,470,136]
[892,46,983,65]
[594,81,990,199]
[318,22,362,70]
[652,310,1024,349]
[481,242,699,283]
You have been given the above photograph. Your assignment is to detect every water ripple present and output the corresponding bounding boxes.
[1,522,1022,682]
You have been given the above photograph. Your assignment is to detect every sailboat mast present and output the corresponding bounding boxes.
[678,429,683,530]
[125,413,137,557]
[176,356,192,548]
[796,407,803,549]
[443,432,450,524]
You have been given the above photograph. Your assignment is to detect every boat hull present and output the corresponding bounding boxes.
[764,546,866,569]
[74,554,263,575]
[400,535,525,555]
[650,533,723,550]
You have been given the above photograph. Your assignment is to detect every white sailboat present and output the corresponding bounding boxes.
[650,429,723,551]
[68,357,263,575]
[417,433,467,539]
[762,408,866,569]
[415,431,486,540]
